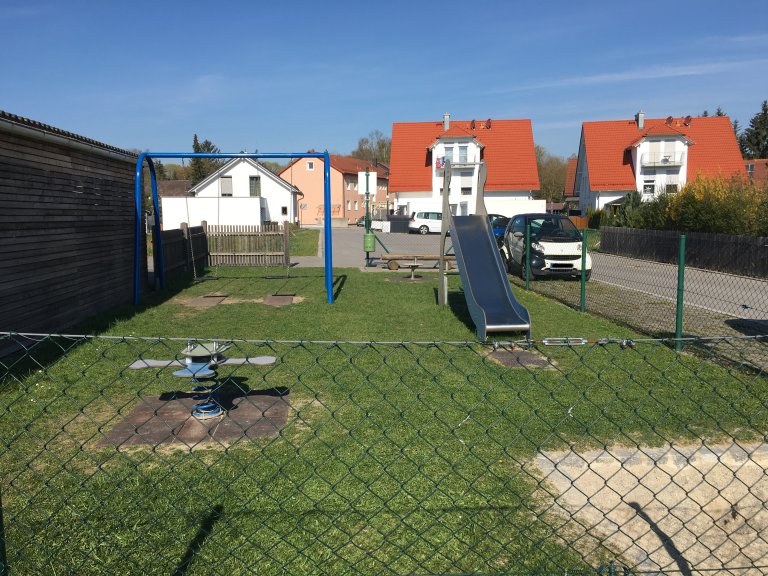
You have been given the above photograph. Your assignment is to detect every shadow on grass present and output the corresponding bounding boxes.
[333,274,348,301]
[433,288,474,336]
[172,504,224,576]
[159,377,290,413]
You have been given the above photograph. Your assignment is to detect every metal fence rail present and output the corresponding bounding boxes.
[515,230,768,343]
[1,332,767,575]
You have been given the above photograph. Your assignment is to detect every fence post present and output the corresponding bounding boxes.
[0,481,8,576]
[580,229,587,312]
[675,234,686,352]
[180,222,190,272]
[525,223,531,290]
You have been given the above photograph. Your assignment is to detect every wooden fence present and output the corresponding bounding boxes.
[205,222,290,267]
[160,224,208,281]
[600,226,768,278]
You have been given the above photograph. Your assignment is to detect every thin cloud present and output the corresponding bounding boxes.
[490,59,768,94]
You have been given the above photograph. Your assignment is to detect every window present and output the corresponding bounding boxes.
[281,206,288,216]
[220,176,233,197]
[307,161,314,171]
[459,146,468,163]
[249,176,261,197]
[665,184,678,194]
[461,187,472,195]
[354,200,358,210]
[643,180,655,194]
[346,200,351,210]
[444,146,454,162]
[747,163,754,181]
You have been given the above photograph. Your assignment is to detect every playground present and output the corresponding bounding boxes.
[1,152,766,576]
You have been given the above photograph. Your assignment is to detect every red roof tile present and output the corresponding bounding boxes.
[583,116,745,191]
[389,119,540,193]
[329,155,389,177]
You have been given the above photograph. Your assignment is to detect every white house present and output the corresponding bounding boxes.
[160,158,300,229]
[575,112,747,213]
[388,114,544,218]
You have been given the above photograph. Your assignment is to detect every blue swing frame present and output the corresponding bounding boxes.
[134,151,333,305]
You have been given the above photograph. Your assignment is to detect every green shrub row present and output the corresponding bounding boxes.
[587,175,768,236]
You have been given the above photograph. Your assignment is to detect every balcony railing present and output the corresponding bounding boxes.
[640,152,686,167]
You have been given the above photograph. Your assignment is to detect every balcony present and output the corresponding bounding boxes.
[640,152,685,167]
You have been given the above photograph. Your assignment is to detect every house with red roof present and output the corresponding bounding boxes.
[745,158,768,186]
[388,114,541,217]
[279,155,388,226]
[575,111,746,214]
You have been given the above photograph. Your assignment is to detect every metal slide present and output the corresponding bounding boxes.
[450,214,531,340]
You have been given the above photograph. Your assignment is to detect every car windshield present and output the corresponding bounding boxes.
[491,216,509,229]
[528,216,580,241]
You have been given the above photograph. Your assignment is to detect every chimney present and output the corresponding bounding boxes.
[443,112,450,131]
[635,110,645,129]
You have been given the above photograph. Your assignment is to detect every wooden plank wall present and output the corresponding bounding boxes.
[0,130,138,333]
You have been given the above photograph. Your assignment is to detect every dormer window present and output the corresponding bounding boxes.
[444,146,454,162]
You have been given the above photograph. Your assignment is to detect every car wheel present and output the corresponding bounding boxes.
[584,270,592,282]
[419,225,429,235]
[519,258,527,280]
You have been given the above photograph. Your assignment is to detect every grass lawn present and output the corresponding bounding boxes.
[289,226,320,257]
[1,267,765,575]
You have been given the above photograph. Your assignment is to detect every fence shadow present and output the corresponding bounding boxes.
[171,504,224,576]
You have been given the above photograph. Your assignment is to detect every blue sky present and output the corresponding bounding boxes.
[2,0,767,159]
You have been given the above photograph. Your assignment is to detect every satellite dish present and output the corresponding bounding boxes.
[470,119,476,130]
[665,116,673,126]
[684,115,692,126]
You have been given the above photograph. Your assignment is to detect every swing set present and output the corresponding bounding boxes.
[134,151,334,305]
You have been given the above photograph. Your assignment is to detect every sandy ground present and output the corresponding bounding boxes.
[534,441,768,574]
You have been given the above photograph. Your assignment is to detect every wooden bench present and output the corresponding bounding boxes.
[380,253,456,271]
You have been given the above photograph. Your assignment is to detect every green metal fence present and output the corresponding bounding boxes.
[1,332,766,575]
[515,229,768,342]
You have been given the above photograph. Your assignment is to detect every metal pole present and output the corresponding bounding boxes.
[133,153,147,305]
[675,234,686,352]
[365,167,370,266]
[323,151,334,303]
[147,158,164,291]
[580,229,587,313]
[525,223,531,290]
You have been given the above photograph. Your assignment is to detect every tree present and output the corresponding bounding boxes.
[154,160,167,180]
[533,145,568,203]
[740,100,768,159]
[350,130,391,164]
[189,134,222,184]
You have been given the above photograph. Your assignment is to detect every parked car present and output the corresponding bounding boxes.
[409,211,443,234]
[488,214,509,246]
[500,213,591,280]
[355,216,366,227]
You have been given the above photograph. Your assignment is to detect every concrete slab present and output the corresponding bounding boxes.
[534,442,768,573]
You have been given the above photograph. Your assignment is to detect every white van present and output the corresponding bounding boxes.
[409,211,443,234]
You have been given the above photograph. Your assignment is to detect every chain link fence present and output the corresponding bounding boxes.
[2,332,767,575]
[513,229,768,343]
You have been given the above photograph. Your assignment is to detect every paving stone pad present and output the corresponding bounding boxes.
[101,388,290,448]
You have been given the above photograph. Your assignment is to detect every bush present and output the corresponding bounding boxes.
[586,209,609,229]
[669,175,768,235]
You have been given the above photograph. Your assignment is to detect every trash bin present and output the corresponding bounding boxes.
[388,215,410,233]
[364,232,376,252]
